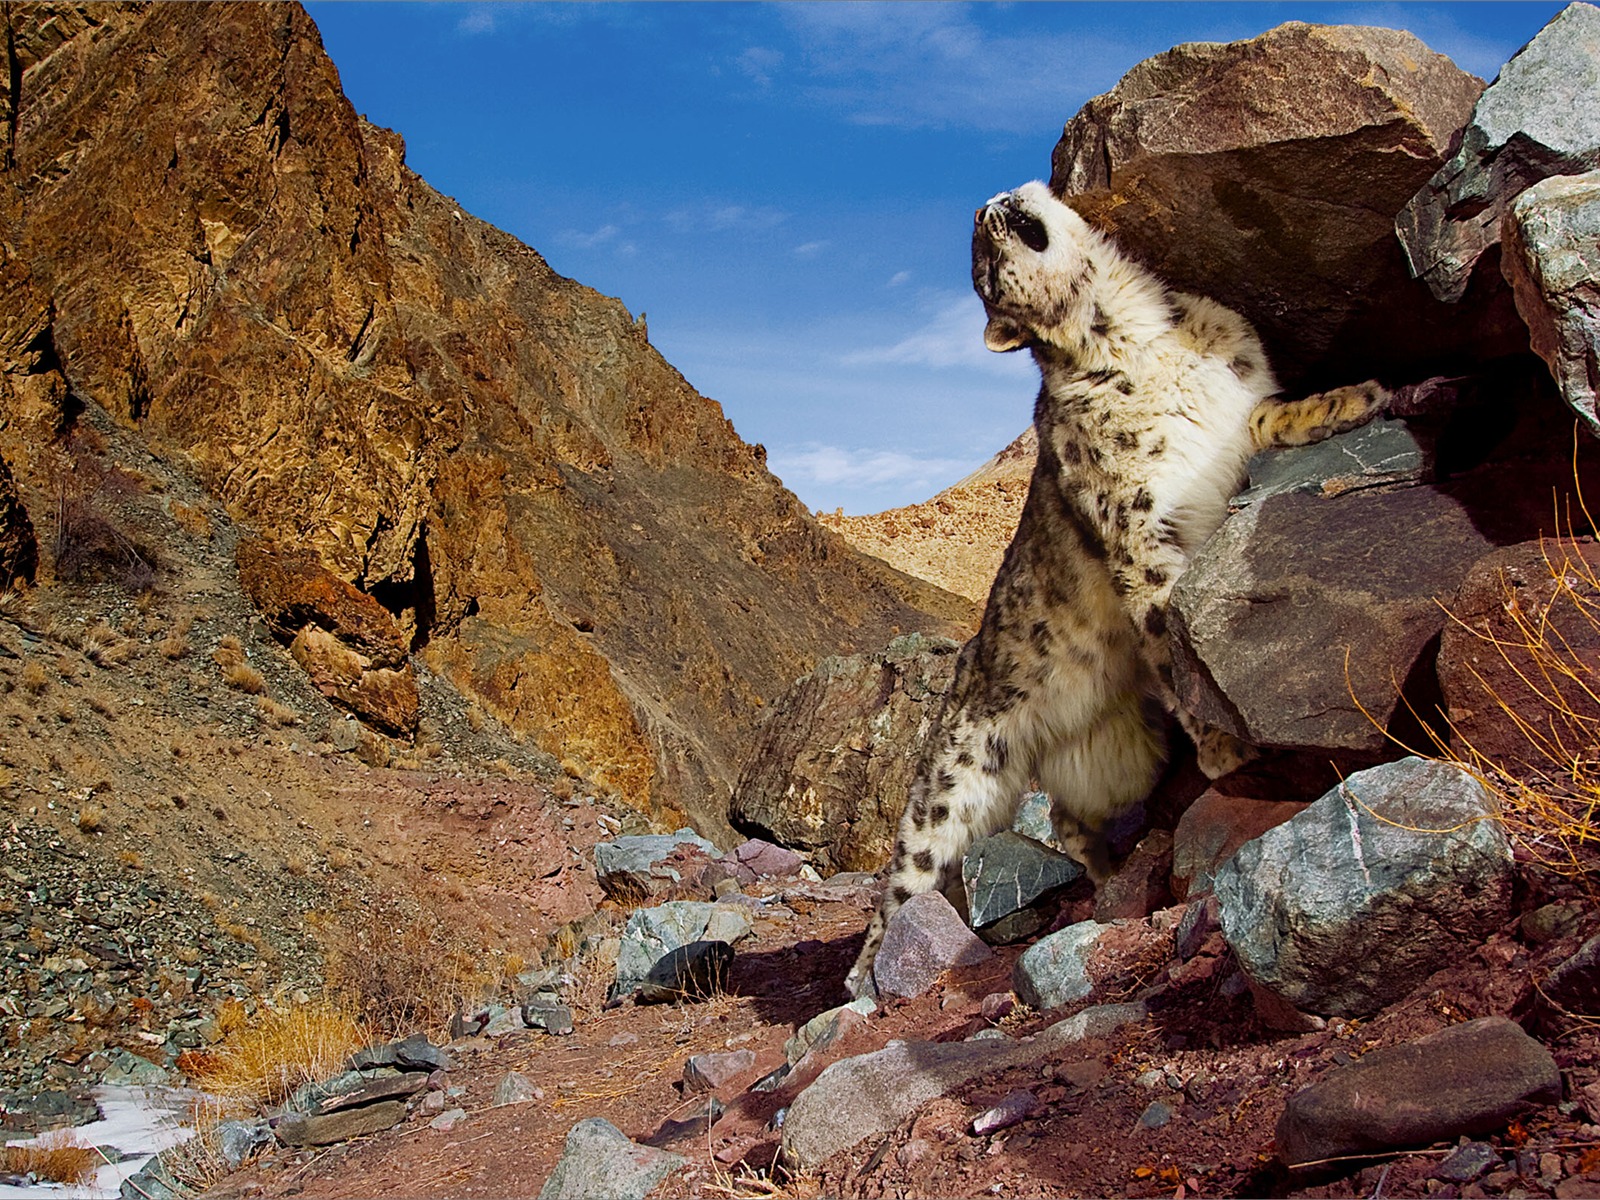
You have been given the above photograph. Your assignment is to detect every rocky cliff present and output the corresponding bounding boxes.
[0,2,969,838]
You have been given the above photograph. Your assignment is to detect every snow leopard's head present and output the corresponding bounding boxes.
[971,181,1096,353]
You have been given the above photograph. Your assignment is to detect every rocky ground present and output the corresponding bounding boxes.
[166,835,1600,1200]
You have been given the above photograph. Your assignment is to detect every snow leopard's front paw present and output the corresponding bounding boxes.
[1194,726,1257,780]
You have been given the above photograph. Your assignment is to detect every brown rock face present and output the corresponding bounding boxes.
[1051,22,1514,392]
[0,3,966,835]
[729,633,960,873]
[1438,539,1600,781]
[236,537,418,736]
[0,453,37,587]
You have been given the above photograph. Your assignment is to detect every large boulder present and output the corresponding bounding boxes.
[1214,757,1515,1017]
[1437,538,1600,780]
[236,536,418,736]
[1502,170,1600,433]
[1051,21,1493,392]
[1277,1017,1560,1168]
[729,633,959,873]
[1171,482,1493,753]
[1398,3,1600,305]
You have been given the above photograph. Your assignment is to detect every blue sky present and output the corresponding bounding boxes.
[305,2,1564,515]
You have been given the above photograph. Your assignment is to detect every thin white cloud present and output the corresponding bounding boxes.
[456,5,498,36]
[767,443,974,493]
[841,291,1033,375]
[793,239,830,258]
[770,3,1140,133]
[887,270,913,288]
[738,45,784,87]
[665,204,790,235]
[558,223,621,249]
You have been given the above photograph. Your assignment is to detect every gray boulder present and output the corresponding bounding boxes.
[1232,418,1429,509]
[785,995,877,1064]
[274,1099,407,1147]
[961,831,1082,937]
[780,1002,1146,1171]
[611,901,750,1000]
[593,830,720,903]
[871,890,993,999]
[1171,481,1494,753]
[1398,3,1600,304]
[1503,170,1600,433]
[1277,1017,1560,1168]
[1013,920,1108,1012]
[683,1048,757,1093]
[1052,21,1488,392]
[1215,757,1515,1017]
[537,1118,684,1200]
[491,1071,540,1107]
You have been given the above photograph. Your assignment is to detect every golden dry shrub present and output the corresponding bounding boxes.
[0,1138,98,1185]
[222,662,265,695]
[321,890,497,1039]
[183,997,367,1108]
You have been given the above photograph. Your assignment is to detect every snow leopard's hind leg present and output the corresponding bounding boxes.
[843,711,1031,999]
[1039,690,1166,884]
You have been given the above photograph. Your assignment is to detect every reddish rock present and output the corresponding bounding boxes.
[237,536,418,736]
[733,838,805,879]
[1093,829,1174,922]
[873,891,994,1000]
[1277,1017,1560,1168]
[1438,539,1600,779]
[1171,790,1310,901]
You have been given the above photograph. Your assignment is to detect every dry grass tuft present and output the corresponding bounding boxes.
[223,661,266,695]
[21,661,47,695]
[159,631,190,660]
[256,696,300,727]
[75,803,104,833]
[117,849,144,870]
[0,1136,99,1185]
[183,997,368,1108]
[1381,482,1600,886]
[321,890,498,1039]
[170,501,212,540]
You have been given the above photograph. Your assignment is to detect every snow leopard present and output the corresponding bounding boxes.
[843,181,1384,999]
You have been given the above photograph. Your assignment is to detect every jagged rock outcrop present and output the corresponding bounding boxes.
[0,452,36,587]
[236,536,418,735]
[1171,361,1600,757]
[1051,21,1508,393]
[729,633,960,872]
[0,2,967,835]
[1502,170,1600,432]
[1397,3,1600,305]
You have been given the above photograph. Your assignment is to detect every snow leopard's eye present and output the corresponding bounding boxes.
[1007,207,1049,253]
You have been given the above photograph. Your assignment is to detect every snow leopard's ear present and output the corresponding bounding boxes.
[983,311,1028,352]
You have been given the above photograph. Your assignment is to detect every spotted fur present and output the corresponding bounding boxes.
[843,182,1385,999]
